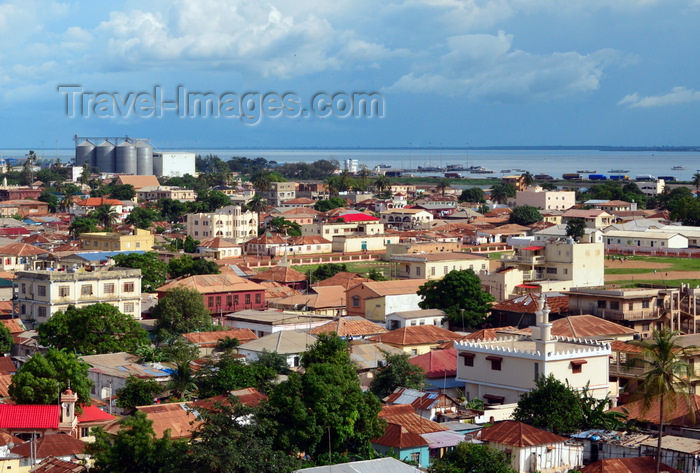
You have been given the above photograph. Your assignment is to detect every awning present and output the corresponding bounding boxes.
[516,284,540,289]
[521,245,545,251]
[570,360,588,366]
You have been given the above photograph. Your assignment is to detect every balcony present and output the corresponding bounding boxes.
[580,307,663,321]
[501,254,545,265]
[609,362,645,378]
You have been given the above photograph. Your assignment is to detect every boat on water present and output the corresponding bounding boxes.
[609,169,629,173]
[468,166,494,174]
[672,165,686,170]
[500,169,511,173]
[577,170,595,173]
[377,164,391,169]
[513,168,526,172]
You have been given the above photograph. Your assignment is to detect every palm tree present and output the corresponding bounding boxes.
[167,361,198,400]
[251,171,272,194]
[60,193,74,213]
[490,183,509,204]
[90,204,119,229]
[247,194,268,231]
[357,165,372,191]
[523,171,535,188]
[435,179,450,197]
[374,174,391,195]
[80,162,90,185]
[629,329,697,473]
[693,172,700,193]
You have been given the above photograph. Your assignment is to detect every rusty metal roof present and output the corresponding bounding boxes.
[372,423,429,449]
[479,420,567,447]
[550,315,637,338]
[368,325,463,347]
[580,456,682,473]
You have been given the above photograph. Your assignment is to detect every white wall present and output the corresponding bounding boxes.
[153,152,196,177]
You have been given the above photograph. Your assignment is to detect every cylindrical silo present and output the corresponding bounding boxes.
[95,140,116,173]
[116,140,137,174]
[75,140,95,166]
[135,140,153,175]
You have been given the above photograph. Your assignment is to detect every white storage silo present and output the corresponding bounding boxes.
[116,141,137,174]
[75,140,95,167]
[135,140,153,175]
[95,140,116,173]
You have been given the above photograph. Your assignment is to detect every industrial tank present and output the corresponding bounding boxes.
[135,140,153,176]
[116,140,137,174]
[95,140,116,173]
[75,140,95,167]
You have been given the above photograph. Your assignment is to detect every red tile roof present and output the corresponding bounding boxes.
[76,405,115,423]
[368,325,463,347]
[409,349,456,378]
[11,433,85,458]
[182,329,257,347]
[610,394,700,427]
[0,242,48,256]
[480,420,566,447]
[0,404,59,429]
[0,357,16,375]
[75,197,123,207]
[492,293,569,315]
[250,265,307,283]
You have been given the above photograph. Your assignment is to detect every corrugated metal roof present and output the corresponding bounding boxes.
[11,433,85,458]
[0,404,59,429]
[580,456,681,473]
[368,325,463,347]
[421,430,466,449]
[372,423,428,448]
[479,420,566,447]
[293,457,423,473]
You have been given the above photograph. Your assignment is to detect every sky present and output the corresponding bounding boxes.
[2,0,700,149]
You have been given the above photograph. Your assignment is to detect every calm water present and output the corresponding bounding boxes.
[1,148,698,181]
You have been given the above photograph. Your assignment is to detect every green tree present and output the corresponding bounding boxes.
[522,171,535,188]
[370,352,426,398]
[268,334,385,457]
[116,376,163,409]
[183,235,200,253]
[489,183,516,204]
[168,360,198,400]
[38,189,58,213]
[417,269,494,330]
[168,254,220,278]
[628,329,697,473]
[69,216,98,237]
[693,173,700,192]
[430,442,516,473]
[153,287,213,337]
[435,179,451,197]
[90,204,119,229]
[112,252,167,292]
[188,400,302,473]
[268,216,302,236]
[308,263,347,282]
[459,187,486,203]
[195,355,279,398]
[38,303,149,355]
[374,174,391,195]
[513,374,583,435]
[9,349,92,405]
[510,205,543,225]
[565,218,587,242]
[87,411,189,473]
[314,197,346,212]
[196,189,232,212]
[125,207,160,230]
[0,324,12,354]
[109,184,137,201]
[157,198,188,223]
[366,268,388,281]
[60,192,75,213]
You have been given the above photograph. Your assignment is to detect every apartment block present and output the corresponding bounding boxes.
[137,186,195,202]
[390,252,489,280]
[515,187,576,211]
[79,228,155,251]
[259,182,297,206]
[186,205,258,243]
[13,268,143,326]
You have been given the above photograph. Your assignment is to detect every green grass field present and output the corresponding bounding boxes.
[609,278,700,288]
[604,255,700,275]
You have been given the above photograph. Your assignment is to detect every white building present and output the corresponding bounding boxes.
[603,230,688,249]
[515,186,576,211]
[186,205,258,243]
[153,151,196,177]
[455,298,612,405]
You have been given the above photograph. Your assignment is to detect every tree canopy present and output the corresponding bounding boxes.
[566,218,587,242]
[429,442,516,473]
[513,374,583,434]
[370,352,426,398]
[9,349,92,405]
[308,263,348,282]
[314,197,347,212]
[116,376,163,410]
[459,187,486,203]
[38,303,150,355]
[417,269,494,330]
[152,287,214,338]
[112,252,168,292]
[510,205,542,226]
[0,323,13,354]
[168,254,220,279]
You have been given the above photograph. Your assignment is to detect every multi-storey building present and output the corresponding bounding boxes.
[137,186,195,202]
[13,268,142,326]
[260,182,296,206]
[186,205,258,243]
[380,208,433,230]
[79,228,155,251]
[301,214,384,238]
[515,186,576,211]
[390,252,489,280]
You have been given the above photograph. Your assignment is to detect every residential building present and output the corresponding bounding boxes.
[79,228,154,251]
[500,241,605,289]
[260,181,297,206]
[156,273,267,316]
[345,279,428,322]
[561,209,614,228]
[384,241,462,261]
[302,214,384,238]
[602,230,688,249]
[385,309,446,331]
[479,421,583,473]
[152,152,196,177]
[137,186,195,202]
[331,234,400,253]
[408,349,460,397]
[502,175,527,191]
[186,205,258,243]
[0,242,48,271]
[244,232,288,256]
[13,268,142,325]
[515,186,576,210]
[195,237,242,259]
[308,316,387,339]
[580,457,681,473]
[637,179,665,196]
[296,182,330,201]
[279,197,316,208]
[367,325,463,356]
[237,331,317,368]
[0,199,49,217]
[250,266,308,291]
[567,287,680,338]
[269,235,333,256]
[383,388,462,421]
[0,187,42,201]
[479,267,526,302]
[380,209,433,230]
[488,292,570,328]
[593,200,635,212]
[455,298,612,405]
[72,196,125,220]
[533,224,604,244]
[182,328,258,356]
[390,252,489,280]
[115,175,160,190]
[223,309,334,337]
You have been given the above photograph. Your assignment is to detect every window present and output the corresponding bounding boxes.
[208,297,214,307]
[642,323,650,331]
[245,294,251,304]
[546,267,557,274]
[123,282,135,293]
[642,300,650,309]
[37,285,46,297]
[629,303,633,310]
[216,296,221,306]
[657,299,664,307]
[38,307,47,318]
[571,360,587,374]
[597,300,607,309]
[410,453,420,463]
[124,302,134,313]
[460,353,475,367]
[104,283,115,294]
[255,294,261,304]
[59,286,70,297]
[610,301,620,310]
[416,267,421,276]
[81,285,93,296]
[21,304,25,315]
[21,283,25,294]
[227,295,232,306]
[534,362,539,379]
[234,295,239,306]
[486,356,502,371]
[431,267,436,276]
[352,296,360,307]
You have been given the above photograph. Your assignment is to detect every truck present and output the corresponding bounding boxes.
[562,173,581,180]
[609,175,630,181]
[444,172,462,178]
[635,174,656,182]
[588,174,608,180]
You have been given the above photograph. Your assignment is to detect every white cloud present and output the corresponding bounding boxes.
[387,32,620,102]
[618,86,700,108]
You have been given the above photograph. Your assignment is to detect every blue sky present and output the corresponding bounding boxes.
[2,0,700,149]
